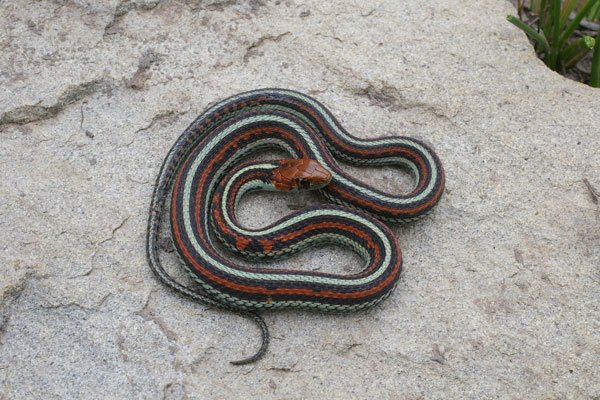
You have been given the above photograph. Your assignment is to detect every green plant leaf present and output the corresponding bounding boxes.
[561,36,595,68]
[591,29,600,87]
[542,0,552,38]
[591,2,600,20]
[507,14,551,55]
[559,0,580,30]
[543,0,562,69]
[559,0,600,47]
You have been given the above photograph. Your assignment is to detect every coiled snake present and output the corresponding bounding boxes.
[146,88,445,364]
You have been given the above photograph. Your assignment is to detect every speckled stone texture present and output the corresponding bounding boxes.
[1,0,598,398]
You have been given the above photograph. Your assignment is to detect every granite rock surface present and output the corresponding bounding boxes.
[1,0,599,398]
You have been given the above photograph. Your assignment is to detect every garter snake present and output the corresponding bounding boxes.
[146,88,445,364]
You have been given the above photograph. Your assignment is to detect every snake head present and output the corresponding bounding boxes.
[273,159,332,191]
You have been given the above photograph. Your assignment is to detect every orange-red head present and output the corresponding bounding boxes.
[272,159,332,191]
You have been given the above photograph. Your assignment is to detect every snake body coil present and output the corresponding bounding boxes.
[146,88,445,364]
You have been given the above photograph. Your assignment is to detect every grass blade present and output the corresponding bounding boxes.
[591,30,600,87]
[542,0,552,38]
[560,0,580,30]
[561,36,595,68]
[590,2,600,20]
[560,0,600,46]
[546,0,562,69]
[507,14,551,54]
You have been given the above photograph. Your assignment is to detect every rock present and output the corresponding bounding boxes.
[1,0,598,398]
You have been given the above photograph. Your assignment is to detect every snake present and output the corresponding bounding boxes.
[146,88,445,364]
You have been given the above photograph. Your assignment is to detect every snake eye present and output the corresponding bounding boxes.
[297,178,310,189]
